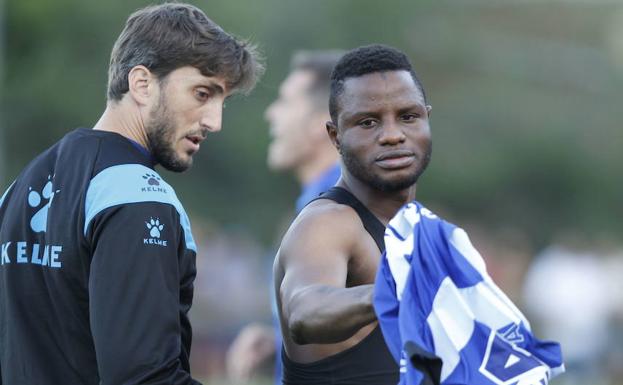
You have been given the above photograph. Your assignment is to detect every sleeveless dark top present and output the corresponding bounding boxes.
[281,187,399,385]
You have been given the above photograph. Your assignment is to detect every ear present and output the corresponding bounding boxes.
[309,111,331,141]
[326,121,341,153]
[426,105,432,118]
[128,65,157,106]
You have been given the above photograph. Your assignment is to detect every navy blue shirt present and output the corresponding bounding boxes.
[0,128,200,385]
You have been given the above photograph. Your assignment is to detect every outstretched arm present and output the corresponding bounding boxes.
[278,205,377,345]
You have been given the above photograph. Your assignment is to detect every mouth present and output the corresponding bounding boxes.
[183,133,206,153]
[375,150,416,170]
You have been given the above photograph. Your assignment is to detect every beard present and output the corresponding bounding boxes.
[341,141,432,193]
[146,96,192,173]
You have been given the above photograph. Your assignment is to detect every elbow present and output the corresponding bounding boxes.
[287,313,311,345]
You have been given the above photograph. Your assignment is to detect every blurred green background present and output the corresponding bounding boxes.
[1,0,622,384]
[3,0,622,247]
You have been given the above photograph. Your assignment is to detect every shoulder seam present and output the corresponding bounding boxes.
[83,163,196,252]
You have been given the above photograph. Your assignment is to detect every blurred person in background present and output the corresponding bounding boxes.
[273,44,431,384]
[227,50,343,384]
[0,3,262,384]
[266,50,344,213]
[523,243,623,385]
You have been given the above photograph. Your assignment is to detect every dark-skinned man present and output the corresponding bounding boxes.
[273,44,431,384]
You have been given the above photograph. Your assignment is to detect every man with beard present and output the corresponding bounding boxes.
[0,3,262,385]
[273,44,432,384]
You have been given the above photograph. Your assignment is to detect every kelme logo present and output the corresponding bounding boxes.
[141,173,167,193]
[142,173,161,186]
[144,217,167,247]
[28,175,60,233]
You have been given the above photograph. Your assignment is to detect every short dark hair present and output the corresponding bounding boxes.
[107,3,264,101]
[290,50,344,110]
[329,44,426,123]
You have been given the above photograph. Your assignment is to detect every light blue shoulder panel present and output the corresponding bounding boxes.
[84,164,196,252]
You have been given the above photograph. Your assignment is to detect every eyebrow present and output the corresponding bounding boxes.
[195,79,226,97]
[206,83,225,96]
[397,103,427,114]
[342,111,377,123]
[343,101,426,122]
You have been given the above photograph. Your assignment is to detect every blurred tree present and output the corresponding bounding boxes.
[2,0,621,248]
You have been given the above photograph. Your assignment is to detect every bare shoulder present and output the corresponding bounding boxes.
[278,199,364,265]
[285,198,362,242]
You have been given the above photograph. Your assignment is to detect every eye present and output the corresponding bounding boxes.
[401,113,419,122]
[358,118,377,128]
[194,89,210,102]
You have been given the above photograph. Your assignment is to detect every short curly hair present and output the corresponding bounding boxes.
[328,44,426,123]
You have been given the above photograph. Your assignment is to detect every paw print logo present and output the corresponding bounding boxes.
[145,218,164,238]
[142,173,161,186]
[28,175,60,233]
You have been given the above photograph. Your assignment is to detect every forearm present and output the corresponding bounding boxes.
[286,284,376,344]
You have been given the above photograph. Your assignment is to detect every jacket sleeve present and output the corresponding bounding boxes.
[87,201,201,385]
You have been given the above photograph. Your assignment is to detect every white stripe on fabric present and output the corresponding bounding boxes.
[450,227,530,329]
[427,276,531,381]
[385,203,420,300]
[427,277,476,380]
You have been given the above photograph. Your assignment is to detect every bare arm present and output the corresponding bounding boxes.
[278,204,377,345]
[286,283,375,344]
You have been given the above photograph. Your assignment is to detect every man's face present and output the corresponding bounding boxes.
[265,70,319,171]
[146,66,228,172]
[331,70,432,192]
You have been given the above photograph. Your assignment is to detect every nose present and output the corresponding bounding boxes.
[200,100,223,133]
[378,120,406,145]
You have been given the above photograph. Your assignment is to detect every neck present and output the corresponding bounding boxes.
[338,171,416,225]
[295,149,340,186]
[93,100,150,150]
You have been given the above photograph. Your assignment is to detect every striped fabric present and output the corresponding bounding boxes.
[374,202,564,385]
